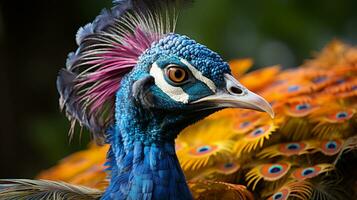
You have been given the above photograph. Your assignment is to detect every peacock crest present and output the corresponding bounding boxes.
[57,0,183,143]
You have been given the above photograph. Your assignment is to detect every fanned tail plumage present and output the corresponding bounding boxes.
[176,40,357,199]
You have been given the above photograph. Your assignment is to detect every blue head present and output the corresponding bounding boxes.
[115,33,274,146]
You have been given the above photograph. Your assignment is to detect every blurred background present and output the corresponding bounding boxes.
[1,0,357,178]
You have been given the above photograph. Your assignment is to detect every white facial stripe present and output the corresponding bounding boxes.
[150,62,190,103]
[180,58,217,92]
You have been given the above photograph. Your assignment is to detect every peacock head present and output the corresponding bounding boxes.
[117,33,274,138]
[57,1,273,144]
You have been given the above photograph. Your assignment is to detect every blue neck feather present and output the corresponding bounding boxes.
[101,71,193,200]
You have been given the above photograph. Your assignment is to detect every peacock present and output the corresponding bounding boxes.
[1,0,356,199]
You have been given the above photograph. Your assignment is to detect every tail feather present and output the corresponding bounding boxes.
[0,179,103,200]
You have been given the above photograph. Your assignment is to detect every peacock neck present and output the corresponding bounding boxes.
[101,83,193,199]
[102,127,192,200]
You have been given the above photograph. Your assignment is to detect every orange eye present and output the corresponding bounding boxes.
[166,67,188,83]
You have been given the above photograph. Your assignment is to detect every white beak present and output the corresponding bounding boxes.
[191,74,274,118]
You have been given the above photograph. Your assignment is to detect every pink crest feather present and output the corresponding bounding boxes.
[77,28,159,113]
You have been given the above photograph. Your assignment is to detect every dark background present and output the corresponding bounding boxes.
[1,0,357,178]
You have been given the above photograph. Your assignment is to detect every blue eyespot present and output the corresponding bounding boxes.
[269,165,282,174]
[287,143,300,150]
[288,85,300,92]
[273,192,283,200]
[336,111,348,119]
[302,168,315,176]
[352,85,357,90]
[326,141,337,149]
[224,162,234,168]
[197,145,211,153]
[190,145,217,156]
[336,79,345,84]
[240,121,251,128]
[313,76,327,83]
[296,103,310,111]
[253,128,264,136]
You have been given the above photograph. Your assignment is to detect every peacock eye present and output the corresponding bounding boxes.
[166,66,188,84]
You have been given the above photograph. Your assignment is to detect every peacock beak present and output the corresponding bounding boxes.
[191,73,274,118]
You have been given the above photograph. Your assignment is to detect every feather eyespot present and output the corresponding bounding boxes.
[246,163,290,190]
[216,162,240,174]
[258,141,311,158]
[277,142,306,156]
[273,192,283,200]
[284,142,304,152]
[235,123,276,155]
[268,165,283,174]
[233,116,262,134]
[198,146,210,152]
[352,85,357,90]
[286,143,300,150]
[246,125,272,139]
[312,76,327,83]
[224,162,234,168]
[166,66,188,84]
[287,85,300,92]
[240,121,251,128]
[272,191,285,200]
[302,168,314,176]
[285,102,316,117]
[258,141,312,158]
[295,103,310,111]
[249,127,264,137]
[326,141,337,149]
[320,139,342,156]
[291,164,334,180]
[260,163,290,180]
[269,188,290,200]
[268,181,312,200]
[178,139,233,171]
[326,110,354,122]
[336,78,345,84]
[189,145,218,156]
[233,120,252,133]
[253,128,263,135]
[292,167,318,180]
[336,111,348,119]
